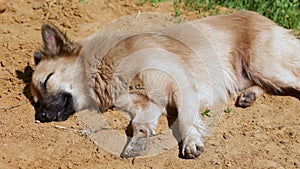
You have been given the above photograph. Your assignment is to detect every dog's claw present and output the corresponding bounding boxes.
[181,133,205,159]
[183,145,204,159]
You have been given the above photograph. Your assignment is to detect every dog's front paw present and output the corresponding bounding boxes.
[237,91,256,108]
[121,132,149,158]
[182,135,204,159]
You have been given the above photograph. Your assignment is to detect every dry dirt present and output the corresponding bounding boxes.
[0,0,299,168]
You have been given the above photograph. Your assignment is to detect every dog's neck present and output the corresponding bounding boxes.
[93,68,128,112]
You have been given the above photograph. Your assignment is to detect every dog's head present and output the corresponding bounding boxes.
[31,22,80,122]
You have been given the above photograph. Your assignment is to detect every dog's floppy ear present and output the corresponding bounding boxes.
[41,22,74,57]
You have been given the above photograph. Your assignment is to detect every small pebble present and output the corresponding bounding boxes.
[0,0,7,14]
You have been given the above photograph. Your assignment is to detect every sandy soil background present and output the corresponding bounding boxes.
[0,0,299,168]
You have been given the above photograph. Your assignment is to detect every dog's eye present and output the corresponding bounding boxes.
[42,72,54,90]
[30,96,42,109]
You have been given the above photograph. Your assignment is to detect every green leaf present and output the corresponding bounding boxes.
[224,107,232,114]
[201,109,211,117]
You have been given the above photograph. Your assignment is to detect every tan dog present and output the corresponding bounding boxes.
[31,11,300,158]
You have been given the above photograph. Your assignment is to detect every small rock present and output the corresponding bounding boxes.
[62,21,72,29]
[73,11,82,17]
[3,30,10,34]
[0,0,7,14]
[34,27,41,31]
[67,162,73,169]
[223,133,230,139]
[32,3,43,10]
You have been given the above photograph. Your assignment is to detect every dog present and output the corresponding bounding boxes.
[31,11,300,159]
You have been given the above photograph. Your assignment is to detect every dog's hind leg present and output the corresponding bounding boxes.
[236,56,300,108]
[237,28,300,106]
[254,31,300,94]
[236,60,300,108]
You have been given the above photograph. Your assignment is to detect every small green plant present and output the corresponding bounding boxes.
[78,0,87,4]
[174,3,182,16]
[201,109,211,117]
[141,0,168,6]
[224,107,232,114]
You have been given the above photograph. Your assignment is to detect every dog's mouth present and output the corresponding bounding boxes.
[35,92,75,122]
[56,93,74,121]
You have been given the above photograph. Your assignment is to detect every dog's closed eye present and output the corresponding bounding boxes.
[41,72,54,91]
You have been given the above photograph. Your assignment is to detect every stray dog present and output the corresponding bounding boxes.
[31,11,300,159]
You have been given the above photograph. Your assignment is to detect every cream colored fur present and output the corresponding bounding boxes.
[31,11,300,158]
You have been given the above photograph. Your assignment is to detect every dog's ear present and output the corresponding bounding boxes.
[34,50,44,65]
[41,22,74,57]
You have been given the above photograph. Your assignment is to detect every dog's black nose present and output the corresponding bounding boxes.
[36,109,53,122]
[40,110,48,122]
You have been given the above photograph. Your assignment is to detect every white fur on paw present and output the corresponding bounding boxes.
[182,134,204,159]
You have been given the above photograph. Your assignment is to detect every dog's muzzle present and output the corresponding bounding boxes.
[35,92,75,122]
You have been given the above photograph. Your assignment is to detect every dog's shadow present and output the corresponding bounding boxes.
[166,104,185,158]
[279,88,300,100]
[16,64,34,103]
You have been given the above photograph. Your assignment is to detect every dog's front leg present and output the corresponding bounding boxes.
[175,89,207,159]
[116,94,162,158]
[122,113,158,158]
[123,102,162,158]
[180,110,206,159]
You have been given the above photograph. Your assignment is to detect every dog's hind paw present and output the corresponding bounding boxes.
[237,91,256,108]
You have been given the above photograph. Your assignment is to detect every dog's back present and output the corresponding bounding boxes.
[103,11,299,109]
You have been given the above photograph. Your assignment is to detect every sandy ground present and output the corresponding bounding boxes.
[0,0,299,168]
